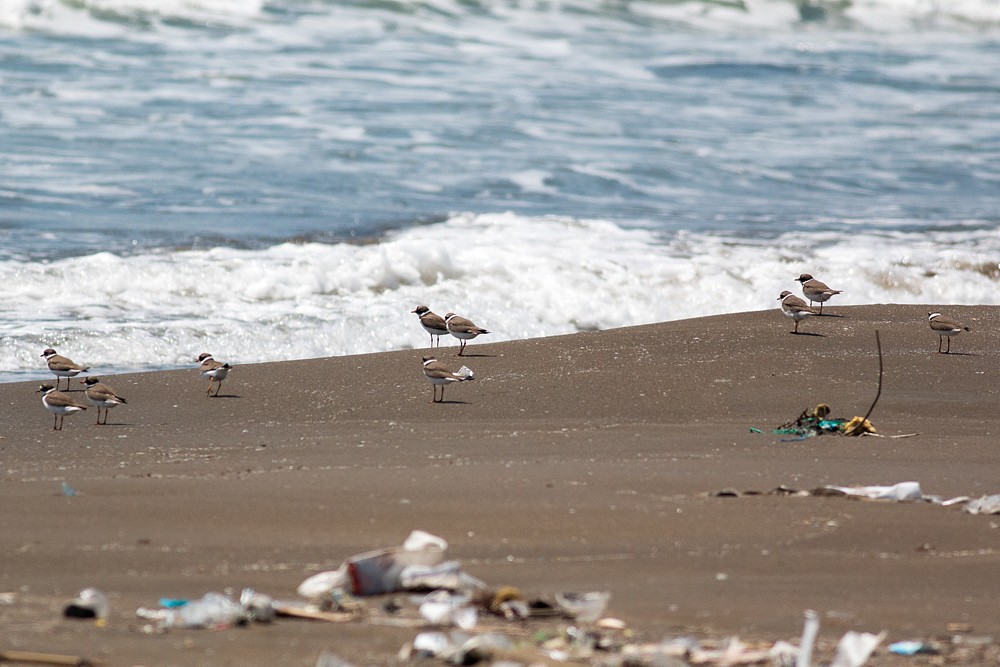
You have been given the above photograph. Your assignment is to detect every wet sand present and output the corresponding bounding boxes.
[1,304,998,666]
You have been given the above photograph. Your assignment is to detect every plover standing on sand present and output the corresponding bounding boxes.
[421,356,474,403]
[197,353,231,397]
[796,273,842,315]
[82,377,128,425]
[928,312,970,354]
[40,348,89,391]
[412,305,449,347]
[37,384,88,430]
[444,312,490,356]
[778,291,819,334]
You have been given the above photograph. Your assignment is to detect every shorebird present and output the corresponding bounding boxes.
[81,377,128,425]
[412,305,449,347]
[421,356,474,403]
[778,290,819,334]
[796,273,842,315]
[40,348,90,391]
[197,353,231,397]
[37,384,88,430]
[928,312,971,354]
[444,312,490,356]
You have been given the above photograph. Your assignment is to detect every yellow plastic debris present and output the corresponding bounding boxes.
[841,416,876,436]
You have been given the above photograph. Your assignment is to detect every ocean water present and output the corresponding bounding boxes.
[2,0,999,380]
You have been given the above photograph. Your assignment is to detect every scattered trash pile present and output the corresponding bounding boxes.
[752,403,915,440]
[39,528,999,666]
[775,403,876,438]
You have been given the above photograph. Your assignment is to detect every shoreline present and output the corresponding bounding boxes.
[2,304,998,665]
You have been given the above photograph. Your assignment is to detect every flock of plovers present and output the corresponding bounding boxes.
[35,350,231,430]
[778,274,971,352]
[31,287,973,427]
[411,306,488,402]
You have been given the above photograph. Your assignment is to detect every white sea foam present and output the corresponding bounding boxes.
[2,212,998,379]
[0,0,263,31]
[3,0,1000,35]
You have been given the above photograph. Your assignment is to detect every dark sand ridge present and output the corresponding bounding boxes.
[1,304,998,666]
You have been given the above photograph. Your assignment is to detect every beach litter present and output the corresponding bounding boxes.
[77,528,992,664]
[761,332,917,440]
[963,493,1000,515]
[63,588,109,625]
[889,640,939,656]
[821,481,924,502]
[554,590,610,623]
[710,482,1000,520]
[296,530,486,605]
[136,588,274,630]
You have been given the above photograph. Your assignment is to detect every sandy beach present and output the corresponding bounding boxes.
[2,304,998,666]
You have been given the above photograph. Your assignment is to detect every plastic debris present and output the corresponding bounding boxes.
[136,589,273,630]
[889,640,939,656]
[830,631,886,667]
[418,590,477,630]
[763,404,886,439]
[840,416,876,437]
[298,568,349,601]
[824,481,923,501]
[64,588,109,622]
[297,530,486,604]
[554,591,610,623]
[403,630,514,663]
[796,609,819,667]
[69,528,996,665]
[60,481,77,497]
[964,494,1000,515]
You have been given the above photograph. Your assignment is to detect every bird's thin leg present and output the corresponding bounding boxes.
[946,337,951,354]
[818,302,824,315]
[214,382,222,397]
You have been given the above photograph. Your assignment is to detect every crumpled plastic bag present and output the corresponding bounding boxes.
[824,481,922,501]
[298,530,486,602]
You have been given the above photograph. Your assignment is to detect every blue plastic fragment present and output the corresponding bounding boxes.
[159,598,190,608]
[889,640,934,656]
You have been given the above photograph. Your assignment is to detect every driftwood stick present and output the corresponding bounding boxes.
[862,330,883,422]
[0,650,94,666]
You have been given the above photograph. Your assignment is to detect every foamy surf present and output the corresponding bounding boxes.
[2,212,998,380]
[4,0,1000,33]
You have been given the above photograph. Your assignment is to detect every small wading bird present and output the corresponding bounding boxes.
[37,384,88,430]
[796,273,843,315]
[412,305,449,347]
[444,312,490,356]
[82,377,128,425]
[197,353,231,397]
[928,312,971,354]
[40,348,90,391]
[421,356,474,403]
[778,290,819,334]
